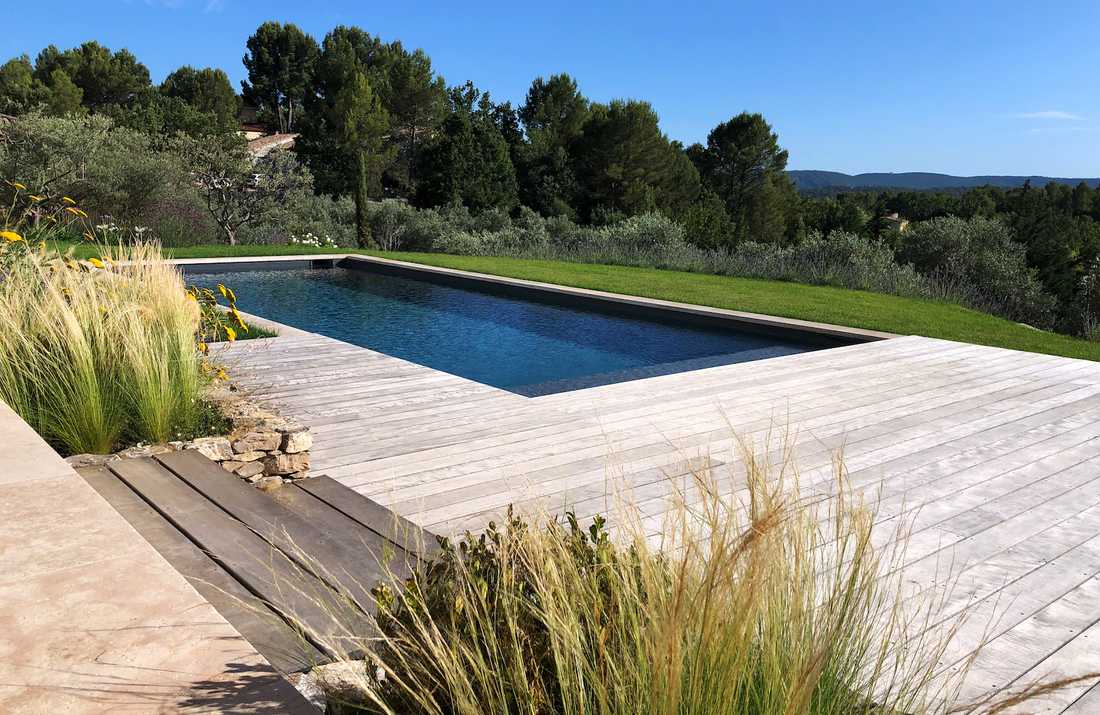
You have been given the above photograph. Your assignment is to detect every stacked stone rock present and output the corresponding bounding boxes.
[188,424,312,488]
[64,393,314,491]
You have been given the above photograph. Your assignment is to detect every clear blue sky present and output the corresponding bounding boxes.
[7,0,1100,177]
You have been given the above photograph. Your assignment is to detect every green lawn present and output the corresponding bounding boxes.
[54,241,1100,361]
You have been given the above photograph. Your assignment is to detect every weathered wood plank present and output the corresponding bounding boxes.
[80,466,324,673]
[108,457,368,653]
[155,449,391,610]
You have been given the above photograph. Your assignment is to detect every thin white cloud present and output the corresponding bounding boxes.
[1017,110,1084,121]
[204,0,224,12]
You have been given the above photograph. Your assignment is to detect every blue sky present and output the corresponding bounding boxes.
[6,0,1100,176]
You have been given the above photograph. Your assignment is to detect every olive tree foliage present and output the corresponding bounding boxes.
[172,133,312,245]
[898,215,1058,328]
[241,21,319,133]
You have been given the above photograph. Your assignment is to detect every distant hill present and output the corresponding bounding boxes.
[788,170,1100,192]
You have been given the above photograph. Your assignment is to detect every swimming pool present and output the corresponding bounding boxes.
[187,261,850,396]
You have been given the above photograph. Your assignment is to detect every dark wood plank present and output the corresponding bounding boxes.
[80,466,325,673]
[108,457,371,654]
[155,450,392,609]
[271,483,417,582]
[296,475,441,560]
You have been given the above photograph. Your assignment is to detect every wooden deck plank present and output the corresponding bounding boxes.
[295,476,441,560]
[107,457,367,653]
[218,330,1100,710]
[80,466,324,674]
[155,450,391,610]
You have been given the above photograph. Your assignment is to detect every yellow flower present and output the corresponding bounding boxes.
[197,341,207,353]
[0,230,24,242]
[224,325,237,342]
[62,196,76,205]
[88,257,105,269]
[216,369,229,381]
[10,182,26,191]
[64,207,88,218]
[29,194,44,202]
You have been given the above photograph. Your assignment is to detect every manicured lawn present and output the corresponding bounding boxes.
[54,241,1100,361]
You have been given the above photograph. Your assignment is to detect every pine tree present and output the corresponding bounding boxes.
[335,72,393,246]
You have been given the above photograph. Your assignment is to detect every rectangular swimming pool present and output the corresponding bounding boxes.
[186,261,854,396]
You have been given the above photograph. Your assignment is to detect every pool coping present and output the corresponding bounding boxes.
[175,253,900,344]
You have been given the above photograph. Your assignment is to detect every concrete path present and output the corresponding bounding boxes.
[220,330,1100,712]
[0,401,313,714]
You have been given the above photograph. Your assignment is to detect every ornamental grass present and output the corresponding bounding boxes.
[0,242,208,454]
[287,449,1029,715]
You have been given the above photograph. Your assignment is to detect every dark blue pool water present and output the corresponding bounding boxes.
[188,266,827,395]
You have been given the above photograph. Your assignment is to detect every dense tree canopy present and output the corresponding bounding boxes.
[415,83,518,212]
[160,66,240,130]
[688,112,797,245]
[335,71,393,245]
[572,100,700,222]
[33,42,150,109]
[241,21,319,132]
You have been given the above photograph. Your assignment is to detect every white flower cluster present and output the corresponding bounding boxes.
[95,222,150,237]
[289,232,339,248]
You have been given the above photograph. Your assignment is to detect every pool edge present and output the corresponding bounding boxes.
[174,253,900,345]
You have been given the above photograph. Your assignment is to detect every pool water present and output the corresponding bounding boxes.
[188,266,827,396]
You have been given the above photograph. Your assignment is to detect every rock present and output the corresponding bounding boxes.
[263,452,310,476]
[256,476,283,492]
[234,461,265,478]
[117,443,177,459]
[65,453,118,468]
[233,450,266,462]
[187,436,233,461]
[232,431,281,453]
[278,425,313,454]
[286,470,309,480]
[308,661,372,704]
[221,460,246,473]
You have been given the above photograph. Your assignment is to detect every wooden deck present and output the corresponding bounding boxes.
[219,331,1100,710]
[81,451,436,675]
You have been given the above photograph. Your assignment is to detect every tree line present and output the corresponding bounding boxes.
[1,23,1098,337]
[0,23,800,247]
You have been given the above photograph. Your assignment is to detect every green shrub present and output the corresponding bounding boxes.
[898,216,1057,328]
[238,190,355,247]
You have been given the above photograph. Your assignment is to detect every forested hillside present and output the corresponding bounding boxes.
[3,22,1100,342]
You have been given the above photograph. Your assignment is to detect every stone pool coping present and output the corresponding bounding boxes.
[174,253,900,344]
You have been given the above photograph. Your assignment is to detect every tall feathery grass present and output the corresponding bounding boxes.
[287,451,1005,715]
[0,243,207,454]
